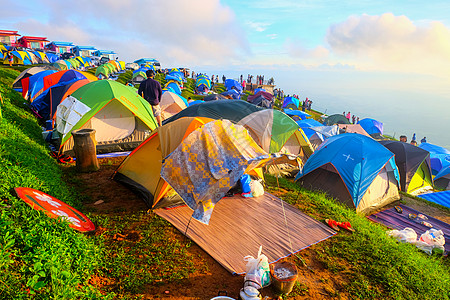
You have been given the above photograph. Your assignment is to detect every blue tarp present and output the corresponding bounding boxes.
[296,119,323,138]
[296,133,398,208]
[284,109,310,120]
[418,191,450,209]
[358,118,383,135]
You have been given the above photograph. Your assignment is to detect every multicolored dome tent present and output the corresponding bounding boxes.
[237,109,313,157]
[12,65,58,90]
[21,70,58,100]
[196,75,211,93]
[379,140,433,195]
[113,117,215,209]
[26,70,97,104]
[163,100,263,125]
[55,80,157,155]
[282,96,300,110]
[160,119,298,224]
[31,79,91,120]
[164,80,182,95]
[323,114,351,126]
[132,70,147,83]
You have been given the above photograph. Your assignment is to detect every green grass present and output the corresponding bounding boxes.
[0,67,109,299]
[265,175,450,299]
[90,212,197,298]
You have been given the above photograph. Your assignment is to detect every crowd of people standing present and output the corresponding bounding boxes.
[343,111,360,124]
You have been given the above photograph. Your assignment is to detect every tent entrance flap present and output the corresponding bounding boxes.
[155,193,336,274]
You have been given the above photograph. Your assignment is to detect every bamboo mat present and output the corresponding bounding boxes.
[155,192,336,274]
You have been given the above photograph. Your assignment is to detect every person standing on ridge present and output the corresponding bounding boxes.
[138,70,162,127]
[7,52,13,66]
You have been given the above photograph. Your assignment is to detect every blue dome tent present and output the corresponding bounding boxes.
[295,133,400,215]
[357,118,383,137]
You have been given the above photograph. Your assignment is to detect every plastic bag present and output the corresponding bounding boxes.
[240,174,252,194]
[387,227,417,243]
[250,180,264,198]
[416,229,445,255]
[243,246,271,289]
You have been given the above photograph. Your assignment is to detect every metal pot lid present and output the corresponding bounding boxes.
[242,286,261,297]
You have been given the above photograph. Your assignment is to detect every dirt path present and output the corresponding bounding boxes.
[401,196,450,224]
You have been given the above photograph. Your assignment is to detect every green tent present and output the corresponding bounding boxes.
[95,65,110,78]
[56,80,157,154]
[103,63,116,73]
[132,71,147,82]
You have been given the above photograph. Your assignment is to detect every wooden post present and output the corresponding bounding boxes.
[72,128,99,172]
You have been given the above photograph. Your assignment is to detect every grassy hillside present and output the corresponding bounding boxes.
[0,67,110,299]
[1,65,449,299]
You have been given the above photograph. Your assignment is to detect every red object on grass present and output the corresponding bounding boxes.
[14,187,95,232]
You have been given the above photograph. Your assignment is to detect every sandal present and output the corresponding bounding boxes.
[337,221,355,232]
[421,221,433,228]
[325,219,340,231]
[394,206,403,213]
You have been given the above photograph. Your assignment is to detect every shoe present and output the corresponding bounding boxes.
[337,221,355,232]
[325,219,340,231]
[394,206,403,213]
[408,213,417,220]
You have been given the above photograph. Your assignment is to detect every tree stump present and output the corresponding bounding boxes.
[72,128,99,172]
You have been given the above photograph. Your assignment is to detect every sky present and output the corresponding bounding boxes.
[2,0,450,148]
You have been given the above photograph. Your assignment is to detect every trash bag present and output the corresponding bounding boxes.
[243,246,271,289]
[416,229,445,255]
[387,227,417,243]
[250,180,264,197]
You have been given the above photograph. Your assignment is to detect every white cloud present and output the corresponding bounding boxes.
[246,21,271,32]
[325,13,450,77]
[267,34,278,39]
[8,0,249,66]
[285,38,330,59]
